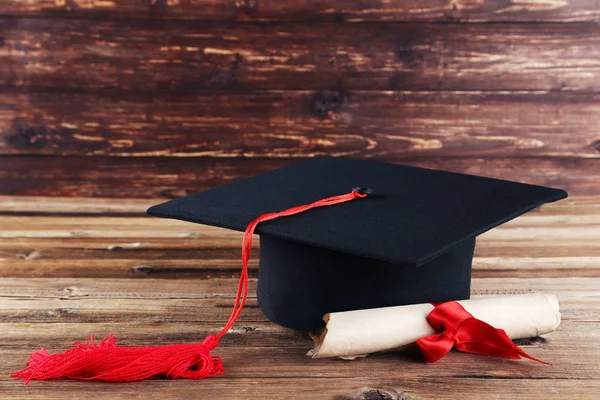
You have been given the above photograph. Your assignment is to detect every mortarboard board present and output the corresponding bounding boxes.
[147,156,567,332]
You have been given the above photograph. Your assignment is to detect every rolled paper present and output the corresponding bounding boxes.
[309,293,560,359]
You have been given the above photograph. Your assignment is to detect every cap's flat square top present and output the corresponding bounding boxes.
[148,156,567,266]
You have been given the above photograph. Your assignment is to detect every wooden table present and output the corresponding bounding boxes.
[1,196,599,399]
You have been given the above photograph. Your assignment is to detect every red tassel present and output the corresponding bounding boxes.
[12,189,368,384]
[11,334,223,384]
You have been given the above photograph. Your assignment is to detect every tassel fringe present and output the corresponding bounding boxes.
[11,334,223,384]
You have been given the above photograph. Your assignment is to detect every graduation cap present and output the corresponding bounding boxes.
[13,156,567,384]
[147,156,567,331]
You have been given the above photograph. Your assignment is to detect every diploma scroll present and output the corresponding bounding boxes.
[310,293,560,359]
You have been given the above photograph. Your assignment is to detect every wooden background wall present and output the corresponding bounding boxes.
[0,1,599,198]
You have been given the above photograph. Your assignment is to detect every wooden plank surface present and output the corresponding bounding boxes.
[1,13,599,201]
[2,90,597,196]
[1,195,597,215]
[0,195,599,399]
[2,0,600,22]
[1,156,597,198]
[3,19,600,91]
[2,378,598,400]
[1,91,599,158]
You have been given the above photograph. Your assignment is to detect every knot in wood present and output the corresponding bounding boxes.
[149,0,167,10]
[132,265,153,274]
[5,120,47,150]
[65,0,79,12]
[245,0,259,13]
[359,388,396,400]
[311,91,344,118]
[395,38,424,68]
[58,286,86,298]
[336,387,411,400]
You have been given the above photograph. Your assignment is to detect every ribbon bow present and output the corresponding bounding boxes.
[416,301,549,364]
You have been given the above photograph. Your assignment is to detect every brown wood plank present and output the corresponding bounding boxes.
[1,195,598,216]
[2,322,599,379]
[1,213,597,239]
[3,19,600,91]
[0,297,267,323]
[0,156,285,198]
[0,214,596,243]
[0,294,598,384]
[0,196,598,398]
[3,0,600,22]
[0,290,597,324]
[2,91,599,159]
[0,233,597,254]
[0,196,150,216]
[0,322,307,348]
[2,378,600,400]
[0,277,597,323]
[3,256,600,279]
[1,156,597,198]
[1,223,599,279]
[1,277,598,302]
[0,196,598,278]
[0,319,592,355]
[0,254,260,279]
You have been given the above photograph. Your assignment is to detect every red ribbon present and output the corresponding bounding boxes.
[416,301,550,364]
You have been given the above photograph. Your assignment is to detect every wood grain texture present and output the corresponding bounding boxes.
[0,196,152,215]
[3,195,599,215]
[0,156,597,198]
[0,196,599,399]
[2,379,599,400]
[3,19,600,91]
[0,195,598,281]
[2,276,600,303]
[1,323,599,374]
[3,0,600,22]
[1,91,599,158]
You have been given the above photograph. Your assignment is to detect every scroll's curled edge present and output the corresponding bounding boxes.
[309,293,560,359]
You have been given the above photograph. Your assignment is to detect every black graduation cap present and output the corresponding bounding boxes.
[147,156,567,332]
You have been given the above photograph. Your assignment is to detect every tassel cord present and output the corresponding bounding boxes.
[217,191,367,339]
